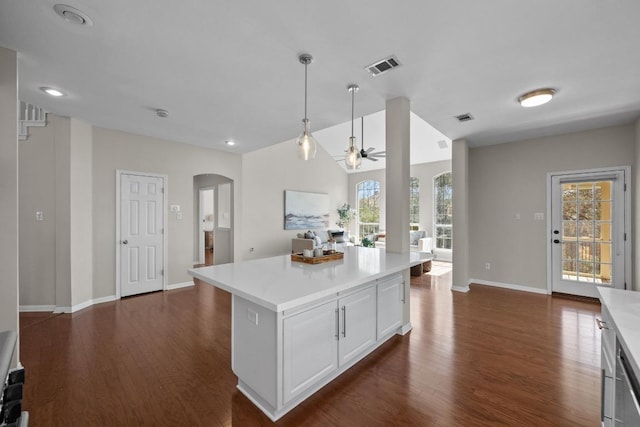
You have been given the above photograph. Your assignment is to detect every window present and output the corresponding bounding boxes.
[357,180,381,238]
[433,172,452,250]
[409,177,420,230]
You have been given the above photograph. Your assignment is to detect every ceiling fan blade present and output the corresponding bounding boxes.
[367,157,379,162]
[364,147,375,154]
[369,153,386,158]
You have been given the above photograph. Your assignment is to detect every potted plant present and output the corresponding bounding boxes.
[336,203,355,229]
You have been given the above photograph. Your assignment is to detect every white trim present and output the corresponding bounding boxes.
[167,281,195,291]
[546,166,631,295]
[398,322,412,335]
[19,305,55,312]
[51,295,119,314]
[470,279,549,295]
[451,285,470,293]
[116,170,168,299]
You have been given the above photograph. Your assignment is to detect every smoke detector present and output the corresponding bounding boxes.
[365,56,401,76]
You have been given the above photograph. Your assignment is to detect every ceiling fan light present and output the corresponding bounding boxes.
[518,88,556,107]
[345,137,362,170]
[297,119,317,160]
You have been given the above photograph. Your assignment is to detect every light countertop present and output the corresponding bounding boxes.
[598,287,640,378]
[189,246,429,312]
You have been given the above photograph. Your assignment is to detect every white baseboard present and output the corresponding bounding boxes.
[399,322,413,335]
[19,305,55,312]
[469,279,549,295]
[20,283,193,314]
[167,281,194,291]
[451,285,470,293]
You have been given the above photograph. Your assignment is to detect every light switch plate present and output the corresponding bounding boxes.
[36,211,44,221]
[247,308,258,325]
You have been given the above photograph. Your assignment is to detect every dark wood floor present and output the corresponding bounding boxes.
[19,262,602,426]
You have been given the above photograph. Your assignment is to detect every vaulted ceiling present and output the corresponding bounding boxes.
[1,1,639,170]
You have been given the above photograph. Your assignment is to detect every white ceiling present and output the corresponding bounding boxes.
[1,1,639,163]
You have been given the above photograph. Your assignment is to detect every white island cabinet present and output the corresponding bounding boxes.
[188,246,428,421]
[597,288,640,427]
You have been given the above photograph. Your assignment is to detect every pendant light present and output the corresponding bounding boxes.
[296,54,317,160]
[345,84,362,170]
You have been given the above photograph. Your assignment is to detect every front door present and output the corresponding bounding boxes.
[119,172,165,297]
[550,168,629,298]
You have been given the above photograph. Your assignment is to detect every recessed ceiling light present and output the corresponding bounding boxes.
[518,88,556,107]
[40,87,64,97]
[53,4,93,26]
[225,140,236,146]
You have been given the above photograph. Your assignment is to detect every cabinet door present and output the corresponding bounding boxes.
[377,276,403,339]
[283,300,338,404]
[338,286,377,367]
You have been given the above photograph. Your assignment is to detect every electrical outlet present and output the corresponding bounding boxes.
[485,262,491,270]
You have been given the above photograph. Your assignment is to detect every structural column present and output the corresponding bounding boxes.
[634,117,640,291]
[385,97,412,332]
[452,138,470,292]
[0,47,20,365]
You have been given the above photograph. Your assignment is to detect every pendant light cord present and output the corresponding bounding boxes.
[304,62,308,121]
[350,89,355,139]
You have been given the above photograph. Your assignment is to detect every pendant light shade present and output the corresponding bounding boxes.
[296,54,317,160]
[344,84,362,170]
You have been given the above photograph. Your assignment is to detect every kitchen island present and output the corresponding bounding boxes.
[188,246,428,421]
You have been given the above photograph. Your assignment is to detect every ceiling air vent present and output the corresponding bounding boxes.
[454,113,474,122]
[365,56,401,76]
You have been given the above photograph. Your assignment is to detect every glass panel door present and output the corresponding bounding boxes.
[551,169,627,298]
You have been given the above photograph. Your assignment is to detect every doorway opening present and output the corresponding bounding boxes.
[193,174,234,266]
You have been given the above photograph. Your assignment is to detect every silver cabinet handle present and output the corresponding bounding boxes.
[342,306,346,338]
[122,240,128,245]
[596,318,608,330]
[335,308,339,340]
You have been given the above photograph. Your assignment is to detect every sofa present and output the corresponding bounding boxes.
[374,230,433,253]
[291,229,354,253]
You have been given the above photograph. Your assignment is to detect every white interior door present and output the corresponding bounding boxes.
[550,168,629,298]
[119,173,165,297]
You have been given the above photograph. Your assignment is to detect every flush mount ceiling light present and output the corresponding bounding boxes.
[53,4,94,26]
[225,140,235,146]
[296,54,317,161]
[40,87,64,97]
[344,84,362,170]
[518,88,556,107]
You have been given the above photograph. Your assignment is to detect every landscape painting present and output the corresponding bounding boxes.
[284,190,330,230]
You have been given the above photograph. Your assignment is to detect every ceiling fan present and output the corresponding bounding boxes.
[334,116,386,164]
[358,116,385,162]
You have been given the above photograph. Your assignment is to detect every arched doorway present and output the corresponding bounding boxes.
[193,174,234,265]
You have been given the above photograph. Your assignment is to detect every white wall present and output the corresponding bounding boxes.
[19,116,57,307]
[468,124,635,291]
[241,138,348,260]
[0,47,19,362]
[92,127,242,298]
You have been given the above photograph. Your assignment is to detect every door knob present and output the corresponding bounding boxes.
[122,240,128,245]
[553,239,560,244]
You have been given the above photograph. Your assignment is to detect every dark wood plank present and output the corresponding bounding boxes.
[19,261,601,426]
